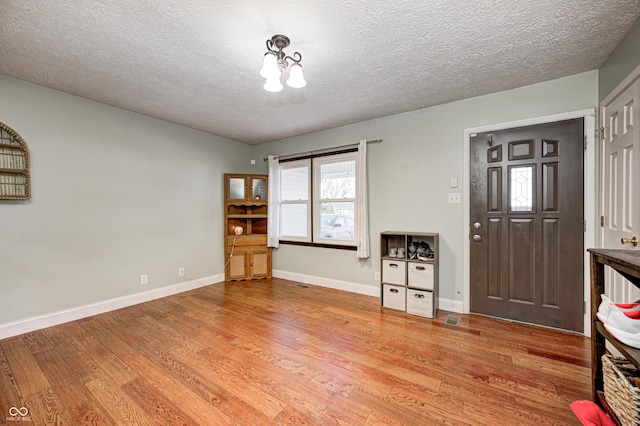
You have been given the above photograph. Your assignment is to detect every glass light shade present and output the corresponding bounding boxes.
[259,52,280,79]
[286,62,306,88]
[264,75,283,92]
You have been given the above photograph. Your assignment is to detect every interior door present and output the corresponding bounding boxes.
[602,78,640,303]
[470,119,585,332]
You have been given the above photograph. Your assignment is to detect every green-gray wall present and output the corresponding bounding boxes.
[253,71,599,308]
[0,68,602,329]
[0,75,251,326]
[599,16,640,101]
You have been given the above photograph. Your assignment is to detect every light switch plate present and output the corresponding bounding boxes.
[448,192,461,203]
[449,177,458,188]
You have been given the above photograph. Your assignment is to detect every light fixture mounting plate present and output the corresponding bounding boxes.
[271,34,290,50]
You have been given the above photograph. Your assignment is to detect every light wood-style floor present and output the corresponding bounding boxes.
[0,278,590,425]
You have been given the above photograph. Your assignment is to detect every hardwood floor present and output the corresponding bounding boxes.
[0,278,590,425]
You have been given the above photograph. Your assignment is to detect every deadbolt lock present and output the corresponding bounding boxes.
[621,236,639,247]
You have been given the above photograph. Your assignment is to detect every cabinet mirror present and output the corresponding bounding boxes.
[252,178,267,200]
[229,177,245,200]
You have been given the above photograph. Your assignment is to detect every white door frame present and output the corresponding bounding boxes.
[462,109,596,336]
[601,63,640,118]
[599,63,640,306]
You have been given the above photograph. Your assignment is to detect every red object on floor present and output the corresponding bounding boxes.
[570,400,615,426]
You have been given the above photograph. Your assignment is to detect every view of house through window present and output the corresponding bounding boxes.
[278,151,358,246]
[316,155,356,243]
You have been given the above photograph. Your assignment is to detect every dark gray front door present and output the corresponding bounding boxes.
[470,118,584,332]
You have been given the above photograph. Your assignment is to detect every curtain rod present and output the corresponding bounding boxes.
[263,138,383,162]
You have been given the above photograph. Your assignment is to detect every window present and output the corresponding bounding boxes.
[278,160,311,240]
[509,165,534,212]
[277,151,358,247]
[314,153,356,245]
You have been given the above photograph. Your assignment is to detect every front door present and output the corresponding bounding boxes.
[602,77,640,303]
[470,119,585,332]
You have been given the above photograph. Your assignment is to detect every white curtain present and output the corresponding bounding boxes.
[356,139,370,258]
[267,155,280,248]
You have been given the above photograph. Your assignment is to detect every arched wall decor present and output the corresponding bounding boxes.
[0,122,31,200]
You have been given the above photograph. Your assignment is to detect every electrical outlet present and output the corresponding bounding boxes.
[140,274,148,285]
[374,271,380,281]
[178,267,185,277]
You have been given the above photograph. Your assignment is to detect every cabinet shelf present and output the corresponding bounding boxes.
[380,256,435,264]
[0,168,27,174]
[595,321,640,368]
[228,202,267,207]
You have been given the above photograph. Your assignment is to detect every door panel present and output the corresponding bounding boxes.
[602,79,640,303]
[229,253,246,279]
[251,252,269,277]
[509,218,534,304]
[487,218,502,298]
[543,218,559,307]
[470,118,584,332]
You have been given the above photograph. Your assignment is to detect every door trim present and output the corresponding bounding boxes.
[600,62,640,247]
[599,64,640,310]
[462,109,596,336]
[601,62,640,107]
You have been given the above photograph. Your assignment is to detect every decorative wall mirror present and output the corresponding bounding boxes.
[0,122,31,200]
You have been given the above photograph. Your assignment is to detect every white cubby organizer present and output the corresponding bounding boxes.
[380,232,439,318]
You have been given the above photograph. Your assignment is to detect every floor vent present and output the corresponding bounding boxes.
[294,284,310,289]
[444,314,461,327]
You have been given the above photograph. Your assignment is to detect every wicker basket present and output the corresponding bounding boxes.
[602,354,640,426]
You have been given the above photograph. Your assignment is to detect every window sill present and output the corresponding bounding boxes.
[279,240,357,251]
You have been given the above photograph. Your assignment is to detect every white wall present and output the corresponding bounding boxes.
[0,76,251,328]
[253,70,599,310]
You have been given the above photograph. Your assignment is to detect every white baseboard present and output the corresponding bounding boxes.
[0,274,223,340]
[1,272,466,340]
[273,269,465,314]
[437,297,464,313]
[273,269,380,297]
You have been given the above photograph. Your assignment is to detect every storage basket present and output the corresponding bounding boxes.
[602,354,640,425]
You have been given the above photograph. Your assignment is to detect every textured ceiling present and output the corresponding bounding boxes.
[1,1,640,144]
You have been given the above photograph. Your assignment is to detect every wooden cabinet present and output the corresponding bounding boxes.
[589,248,640,425]
[380,232,438,318]
[224,174,271,281]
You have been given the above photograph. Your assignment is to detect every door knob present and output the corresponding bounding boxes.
[621,236,639,247]
[473,235,481,242]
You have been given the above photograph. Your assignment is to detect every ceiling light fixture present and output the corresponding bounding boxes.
[259,34,306,93]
